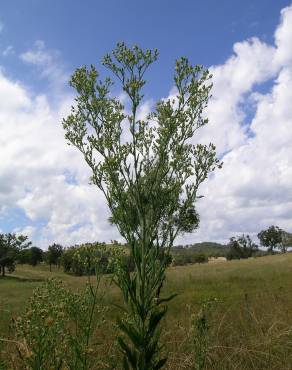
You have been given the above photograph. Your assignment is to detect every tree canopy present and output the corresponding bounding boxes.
[227,234,258,260]
[257,226,284,253]
[46,243,63,271]
[0,233,31,276]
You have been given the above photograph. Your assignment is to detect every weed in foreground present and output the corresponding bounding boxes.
[9,277,105,370]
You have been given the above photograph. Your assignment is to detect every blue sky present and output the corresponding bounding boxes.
[0,1,292,247]
[1,0,290,98]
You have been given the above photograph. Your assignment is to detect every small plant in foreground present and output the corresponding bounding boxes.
[12,278,105,370]
[191,298,218,370]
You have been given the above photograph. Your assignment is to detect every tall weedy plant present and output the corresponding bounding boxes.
[63,43,221,369]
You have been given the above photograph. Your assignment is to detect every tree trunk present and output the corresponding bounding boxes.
[1,266,5,277]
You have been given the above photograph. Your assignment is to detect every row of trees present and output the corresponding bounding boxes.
[0,234,65,276]
[1,225,290,276]
[227,225,292,261]
[0,236,168,277]
[0,233,219,276]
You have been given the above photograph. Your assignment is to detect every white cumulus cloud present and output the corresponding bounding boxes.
[1,5,292,248]
[179,4,292,244]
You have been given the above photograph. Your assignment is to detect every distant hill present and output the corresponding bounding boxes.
[173,242,229,257]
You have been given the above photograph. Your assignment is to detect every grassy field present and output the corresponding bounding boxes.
[1,254,292,369]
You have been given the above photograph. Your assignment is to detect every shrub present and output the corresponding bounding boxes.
[61,243,135,276]
[13,278,105,370]
[172,252,208,266]
[192,254,208,264]
[227,235,258,260]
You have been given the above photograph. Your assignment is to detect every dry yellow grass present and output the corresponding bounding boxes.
[1,253,292,369]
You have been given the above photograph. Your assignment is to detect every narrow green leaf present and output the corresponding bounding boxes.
[153,357,167,370]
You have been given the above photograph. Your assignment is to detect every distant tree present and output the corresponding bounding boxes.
[18,248,30,264]
[46,243,63,271]
[18,247,43,266]
[227,234,258,260]
[110,239,120,245]
[257,226,284,253]
[28,247,43,266]
[0,233,31,277]
[281,231,292,253]
[193,253,208,264]
[61,247,76,274]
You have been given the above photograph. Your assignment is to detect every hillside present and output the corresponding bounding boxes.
[173,241,229,256]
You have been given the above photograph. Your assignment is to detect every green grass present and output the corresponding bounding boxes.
[1,254,292,369]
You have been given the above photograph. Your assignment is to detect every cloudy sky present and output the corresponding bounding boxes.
[0,0,291,248]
